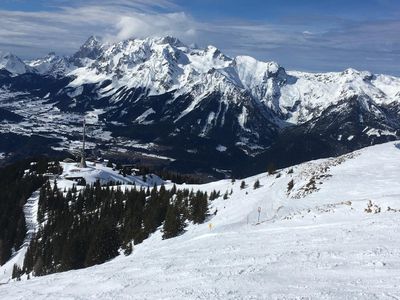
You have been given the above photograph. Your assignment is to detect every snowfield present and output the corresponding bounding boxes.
[60,161,164,186]
[1,142,400,299]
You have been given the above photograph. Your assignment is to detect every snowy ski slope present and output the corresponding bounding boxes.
[1,142,400,299]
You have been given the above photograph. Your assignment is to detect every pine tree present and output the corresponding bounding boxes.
[287,179,294,192]
[12,264,22,280]
[123,242,133,256]
[85,222,120,267]
[77,178,86,186]
[190,191,208,224]
[240,181,246,189]
[0,239,11,265]
[23,240,36,273]
[171,184,177,195]
[253,179,260,189]
[33,256,44,276]
[163,202,184,239]
[267,163,276,175]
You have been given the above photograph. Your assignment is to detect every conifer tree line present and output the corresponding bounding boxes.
[104,162,206,183]
[0,158,57,266]
[135,166,205,184]
[23,181,210,276]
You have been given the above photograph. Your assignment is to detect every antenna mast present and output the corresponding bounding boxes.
[79,118,87,168]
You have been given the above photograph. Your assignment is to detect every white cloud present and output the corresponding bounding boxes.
[0,0,398,75]
[0,0,182,56]
[109,12,197,42]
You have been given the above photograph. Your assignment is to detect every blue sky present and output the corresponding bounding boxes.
[0,0,399,75]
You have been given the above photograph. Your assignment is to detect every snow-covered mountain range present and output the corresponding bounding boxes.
[21,36,400,124]
[0,36,400,175]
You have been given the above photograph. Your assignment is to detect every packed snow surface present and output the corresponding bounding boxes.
[1,142,400,299]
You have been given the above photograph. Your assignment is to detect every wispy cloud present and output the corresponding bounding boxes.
[0,0,180,55]
[109,12,197,42]
[0,0,399,75]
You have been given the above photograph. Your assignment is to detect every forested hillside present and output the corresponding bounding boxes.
[20,181,209,277]
[0,159,57,265]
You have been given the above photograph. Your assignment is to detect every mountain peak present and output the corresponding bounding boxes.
[341,68,373,81]
[72,35,104,62]
[0,51,31,74]
[83,35,102,47]
[156,36,185,47]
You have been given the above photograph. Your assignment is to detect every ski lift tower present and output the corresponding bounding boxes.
[79,118,87,168]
